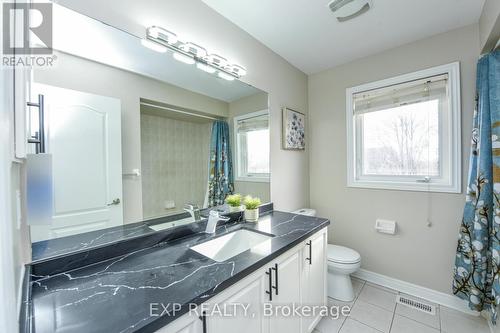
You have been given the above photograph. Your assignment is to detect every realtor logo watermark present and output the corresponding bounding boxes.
[2,2,56,66]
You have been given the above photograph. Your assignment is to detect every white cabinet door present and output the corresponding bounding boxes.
[156,229,326,333]
[301,228,327,333]
[154,313,203,333]
[267,251,302,333]
[29,83,123,242]
[207,274,267,333]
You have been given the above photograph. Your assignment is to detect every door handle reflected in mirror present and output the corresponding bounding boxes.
[107,198,121,206]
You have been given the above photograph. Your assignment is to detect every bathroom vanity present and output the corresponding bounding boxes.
[23,208,329,333]
[16,5,330,333]
[158,223,327,333]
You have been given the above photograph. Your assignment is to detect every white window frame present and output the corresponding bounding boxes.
[346,62,461,193]
[233,109,270,183]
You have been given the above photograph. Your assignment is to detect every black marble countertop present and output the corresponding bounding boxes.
[31,205,244,262]
[28,210,330,333]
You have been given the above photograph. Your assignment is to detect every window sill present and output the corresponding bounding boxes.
[347,179,461,193]
[235,176,270,183]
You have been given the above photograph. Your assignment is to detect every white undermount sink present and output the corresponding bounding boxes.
[149,216,195,231]
[190,229,274,262]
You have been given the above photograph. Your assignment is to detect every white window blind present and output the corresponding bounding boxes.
[236,114,269,132]
[346,63,461,193]
[353,74,448,114]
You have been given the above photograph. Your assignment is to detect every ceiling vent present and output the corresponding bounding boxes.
[328,0,372,22]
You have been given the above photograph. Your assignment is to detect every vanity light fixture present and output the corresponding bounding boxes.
[227,64,247,77]
[218,71,235,81]
[196,62,216,74]
[204,54,228,69]
[141,39,167,53]
[179,42,207,58]
[142,25,246,81]
[173,52,196,65]
[147,26,178,45]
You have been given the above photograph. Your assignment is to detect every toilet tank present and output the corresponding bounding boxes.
[292,208,317,217]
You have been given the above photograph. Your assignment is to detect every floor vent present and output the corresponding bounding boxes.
[396,295,436,315]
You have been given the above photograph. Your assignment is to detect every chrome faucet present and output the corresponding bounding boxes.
[205,210,230,234]
[184,203,201,221]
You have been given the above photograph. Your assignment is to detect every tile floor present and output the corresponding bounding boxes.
[313,278,491,333]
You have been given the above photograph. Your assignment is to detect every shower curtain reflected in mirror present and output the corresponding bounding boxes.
[206,120,234,207]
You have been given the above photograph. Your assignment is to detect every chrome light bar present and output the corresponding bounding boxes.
[142,26,246,81]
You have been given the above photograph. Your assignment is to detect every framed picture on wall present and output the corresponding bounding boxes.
[282,107,305,150]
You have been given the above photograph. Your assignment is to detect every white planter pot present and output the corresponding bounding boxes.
[244,209,259,222]
[228,205,242,213]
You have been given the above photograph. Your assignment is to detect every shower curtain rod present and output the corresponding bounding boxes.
[140,101,221,121]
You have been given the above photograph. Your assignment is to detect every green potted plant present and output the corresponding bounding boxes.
[243,196,261,222]
[225,194,243,213]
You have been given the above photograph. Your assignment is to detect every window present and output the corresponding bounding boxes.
[234,110,270,182]
[346,62,461,192]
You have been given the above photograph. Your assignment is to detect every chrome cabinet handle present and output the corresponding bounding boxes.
[107,198,121,206]
[306,240,312,265]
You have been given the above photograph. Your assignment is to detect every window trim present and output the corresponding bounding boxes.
[233,109,270,183]
[346,62,461,193]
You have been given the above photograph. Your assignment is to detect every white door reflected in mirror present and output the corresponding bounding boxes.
[29,84,123,242]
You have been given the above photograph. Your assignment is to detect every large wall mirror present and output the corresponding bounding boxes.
[28,4,270,260]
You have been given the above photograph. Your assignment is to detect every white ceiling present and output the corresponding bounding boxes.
[202,0,485,74]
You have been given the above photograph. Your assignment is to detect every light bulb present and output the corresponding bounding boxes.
[196,62,216,74]
[179,42,207,58]
[205,54,228,68]
[147,26,178,45]
[173,52,195,65]
[229,64,247,77]
[141,39,167,53]
[218,71,235,81]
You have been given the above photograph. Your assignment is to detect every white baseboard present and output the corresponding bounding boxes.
[352,268,479,316]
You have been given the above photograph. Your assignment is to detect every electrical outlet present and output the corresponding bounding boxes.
[164,200,175,209]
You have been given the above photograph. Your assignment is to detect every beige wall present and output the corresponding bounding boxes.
[35,52,229,223]
[57,0,310,212]
[308,25,479,294]
[479,0,500,52]
[229,92,271,203]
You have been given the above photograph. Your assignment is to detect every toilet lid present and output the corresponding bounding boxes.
[327,245,361,264]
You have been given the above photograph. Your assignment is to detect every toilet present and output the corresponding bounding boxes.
[293,209,361,302]
[327,245,361,302]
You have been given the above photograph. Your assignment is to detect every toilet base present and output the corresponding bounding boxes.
[327,272,355,302]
